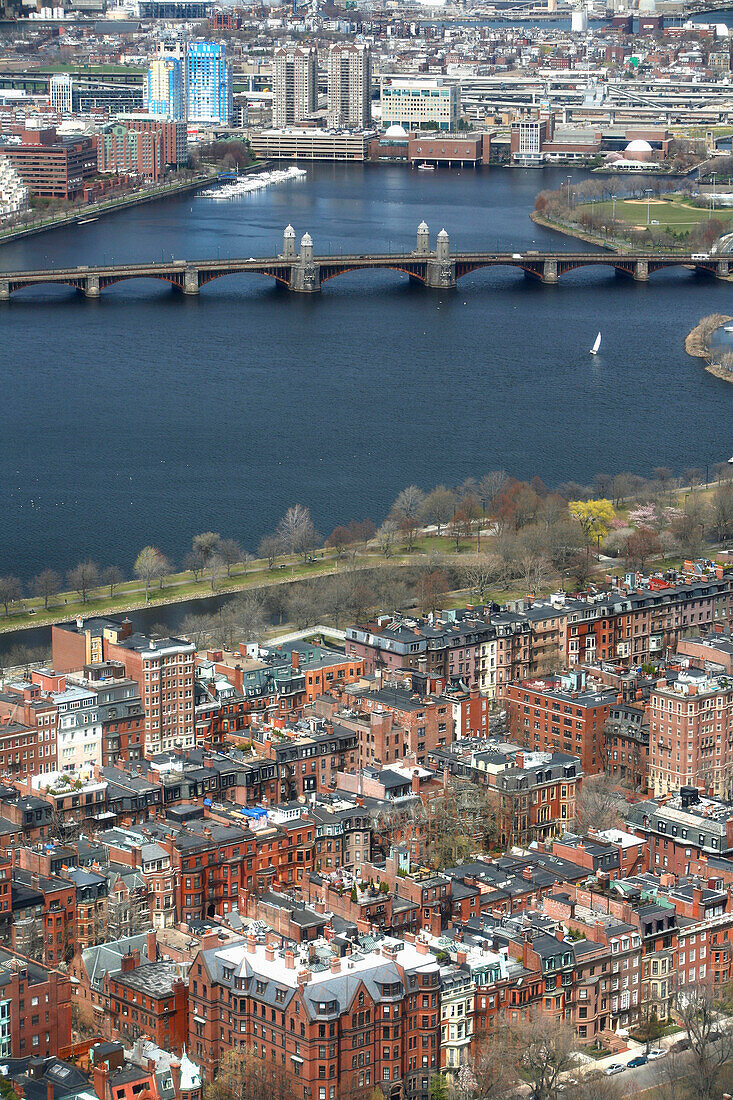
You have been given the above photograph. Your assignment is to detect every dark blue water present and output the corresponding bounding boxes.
[1,162,731,581]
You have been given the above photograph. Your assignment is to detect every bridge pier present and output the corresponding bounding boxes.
[717,259,730,278]
[425,260,456,289]
[183,267,200,295]
[0,280,9,301]
[425,229,456,290]
[634,260,649,282]
[289,233,321,293]
[84,274,100,298]
[541,260,558,284]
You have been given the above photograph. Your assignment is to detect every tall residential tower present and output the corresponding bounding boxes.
[273,46,317,128]
[145,55,186,120]
[187,41,232,126]
[327,43,371,129]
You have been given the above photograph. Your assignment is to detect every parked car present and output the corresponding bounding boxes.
[628,1055,648,1068]
[670,1039,691,1053]
[604,1064,625,1076]
[647,1049,667,1060]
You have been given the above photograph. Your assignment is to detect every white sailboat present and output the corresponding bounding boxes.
[590,331,601,355]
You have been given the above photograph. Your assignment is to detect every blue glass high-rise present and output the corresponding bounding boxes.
[145,56,185,120]
[186,41,232,126]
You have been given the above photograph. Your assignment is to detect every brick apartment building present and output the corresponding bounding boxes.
[52,618,195,756]
[0,127,97,198]
[98,122,164,180]
[626,785,733,874]
[107,948,188,1052]
[494,751,582,848]
[647,668,733,797]
[188,930,442,1097]
[503,671,615,776]
[0,946,72,1057]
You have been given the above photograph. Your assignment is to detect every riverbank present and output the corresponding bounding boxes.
[0,173,217,246]
[529,210,626,252]
[685,313,733,383]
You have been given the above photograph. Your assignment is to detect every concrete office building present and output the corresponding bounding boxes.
[381,77,460,132]
[327,43,371,129]
[273,46,317,128]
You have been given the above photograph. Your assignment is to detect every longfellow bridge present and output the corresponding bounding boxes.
[1,223,731,299]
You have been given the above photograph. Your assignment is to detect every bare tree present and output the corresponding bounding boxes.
[184,548,206,581]
[193,531,221,563]
[103,565,123,599]
[207,552,224,593]
[479,470,509,516]
[67,561,98,605]
[377,519,399,559]
[180,614,210,649]
[106,889,151,940]
[423,485,456,534]
[508,1013,576,1100]
[577,775,623,832]
[239,591,267,641]
[219,538,243,578]
[134,546,165,602]
[461,554,502,602]
[710,481,733,542]
[277,504,319,564]
[453,1033,515,1100]
[0,576,21,618]
[32,569,60,611]
[676,982,733,1100]
[258,534,280,570]
[391,485,426,526]
[287,582,320,629]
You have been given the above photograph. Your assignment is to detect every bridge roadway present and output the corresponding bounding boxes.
[0,228,730,298]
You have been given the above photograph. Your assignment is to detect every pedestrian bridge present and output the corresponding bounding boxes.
[0,223,729,298]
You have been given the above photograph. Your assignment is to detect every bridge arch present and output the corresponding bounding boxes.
[6,277,85,296]
[197,267,291,288]
[319,262,427,285]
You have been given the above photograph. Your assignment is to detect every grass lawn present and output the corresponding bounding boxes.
[579,194,733,239]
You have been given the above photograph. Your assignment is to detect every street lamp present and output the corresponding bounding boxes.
[566,174,572,212]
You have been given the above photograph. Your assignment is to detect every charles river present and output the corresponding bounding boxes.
[0,162,731,581]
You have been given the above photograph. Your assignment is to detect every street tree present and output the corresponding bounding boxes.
[577,774,623,831]
[67,561,99,605]
[32,569,60,610]
[508,1012,576,1100]
[676,982,733,1100]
